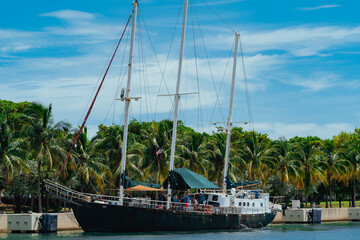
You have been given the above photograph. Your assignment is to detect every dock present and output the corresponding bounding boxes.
[0,212,81,233]
[272,207,360,224]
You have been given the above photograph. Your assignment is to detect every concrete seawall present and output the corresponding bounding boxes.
[0,212,81,233]
[272,208,358,223]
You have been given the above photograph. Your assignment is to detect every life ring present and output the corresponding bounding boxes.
[205,205,211,213]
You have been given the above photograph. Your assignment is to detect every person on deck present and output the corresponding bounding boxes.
[185,198,191,211]
[184,194,190,203]
[193,198,198,211]
[200,194,206,205]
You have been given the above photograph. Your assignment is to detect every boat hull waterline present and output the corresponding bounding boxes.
[71,202,276,232]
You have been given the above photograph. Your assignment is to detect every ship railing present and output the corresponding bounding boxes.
[200,189,264,198]
[200,189,264,193]
[215,206,267,215]
[44,179,121,203]
[122,197,214,214]
[45,180,214,214]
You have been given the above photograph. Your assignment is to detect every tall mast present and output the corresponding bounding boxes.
[166,0,188,209]
[222,33,240,193]
[119,1,138,205]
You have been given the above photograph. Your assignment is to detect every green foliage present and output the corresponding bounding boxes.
[1,98,360,210]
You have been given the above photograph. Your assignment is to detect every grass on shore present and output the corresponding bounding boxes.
[317,201,360,208]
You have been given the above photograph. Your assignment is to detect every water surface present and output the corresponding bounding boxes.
[1,222,359,240]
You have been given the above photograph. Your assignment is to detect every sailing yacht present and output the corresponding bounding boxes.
[45,0,277,232]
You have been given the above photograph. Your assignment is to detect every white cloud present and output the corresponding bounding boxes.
[255,122,355,140]
[40,10,96,21]
[299,5,341,11]
[0,10,123,54]
[194,0,245,7]
[205,26,360,57]
[0,29,35,39]
[278,72,338,91]
[0,29,45,53]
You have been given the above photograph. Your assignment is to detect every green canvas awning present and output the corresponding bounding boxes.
[163,168,219,190]
[121,173,161,189]
[225,176,261,189]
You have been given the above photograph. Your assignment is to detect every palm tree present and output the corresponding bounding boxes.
[140,121,172,184]
[177,131,212,176]
[293,137,325,206]
[321,139,351,208]
[95,124,144,189]
[205,132,241,186]
[271,138,300,198]
[339,134,360,207]
[22,102,71,213]
[73,127,110,192]
[0,112,27,203]
[238,132,273,183]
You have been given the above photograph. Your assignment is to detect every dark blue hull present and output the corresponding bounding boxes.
[71,202,276,232]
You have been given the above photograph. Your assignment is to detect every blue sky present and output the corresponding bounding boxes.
[1,0,359,139]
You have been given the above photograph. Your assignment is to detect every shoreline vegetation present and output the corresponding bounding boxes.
[1,99,360,213]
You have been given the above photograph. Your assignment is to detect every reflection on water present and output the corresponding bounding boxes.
[1,222,360,240]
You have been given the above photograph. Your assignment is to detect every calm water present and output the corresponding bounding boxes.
[1,222,360,240]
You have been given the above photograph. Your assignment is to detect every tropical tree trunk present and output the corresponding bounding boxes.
[353,176,356,207]
[46,192,50,213]
[30,191,34,211]
[326,174,330,208]
[14,194,22,213]
[280,173,284,198]
[325,194,328,209]
[329,179,333,208]
[0,189,4,204]
[37,159,42,213]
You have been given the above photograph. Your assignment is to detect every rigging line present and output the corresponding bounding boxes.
[190,1,204,131]
[183,13,189,126]
[199,0,237,34]
[138,2,183,120]
[79,10,132,126]
[138,8,153,121]
[112,28,131,124]
[103,27,129,124]
[239,34,254,132]
[179,100,186,127]
[193,3,226,125]
[138,15,151,122]
[103,176,117,189]
[137,18,143,122]
[120,105,125,127]
[209,40,234,130]
[88,179,100,195]
[104,24,131,125]
[57,15,132,178]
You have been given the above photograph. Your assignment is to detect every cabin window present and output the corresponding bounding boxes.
[261,203,263,207]
[252,203,255,207]
[247,202,249,207]
[239,202,242,206]
[212,195,218,201]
